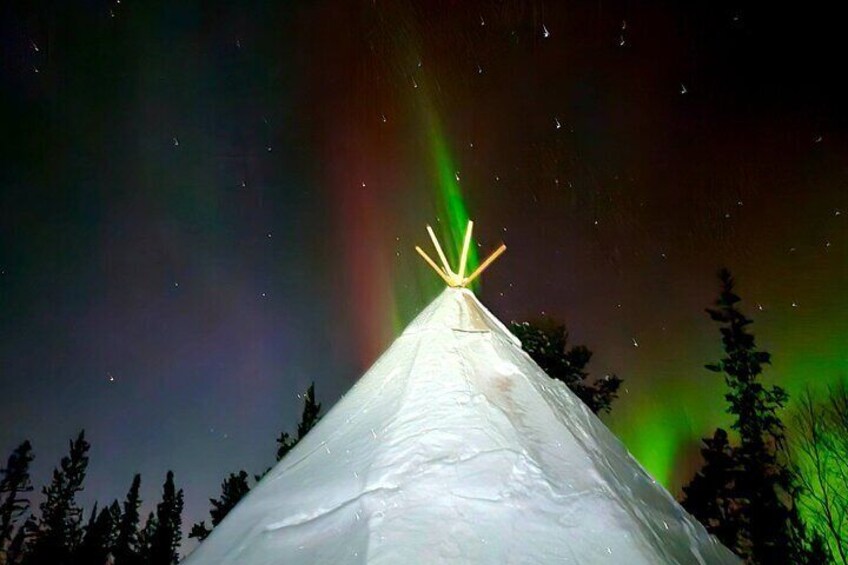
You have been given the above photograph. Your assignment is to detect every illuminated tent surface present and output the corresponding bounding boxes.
[187,222,737,563]
[185,286,739,564]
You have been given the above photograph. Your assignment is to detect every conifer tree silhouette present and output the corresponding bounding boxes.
[25,430,89,565]
[189,471,251,542]
[683,269,826,563]
[145,471,184,565]
[114,474,143,565]
[510,320,622,414]
[0,440,34,556]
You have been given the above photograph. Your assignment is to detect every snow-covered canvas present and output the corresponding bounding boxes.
[184,288,739,564]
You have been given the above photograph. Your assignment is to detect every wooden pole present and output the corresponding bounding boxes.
[458,220,473,279]
[463,244,506,286]
[415,246,453,286]
[415,222,506,288]
[426,225,454,277]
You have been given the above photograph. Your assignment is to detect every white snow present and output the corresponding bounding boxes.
[184,288,739,564]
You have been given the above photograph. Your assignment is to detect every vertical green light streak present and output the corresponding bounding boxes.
[425,111,479,284]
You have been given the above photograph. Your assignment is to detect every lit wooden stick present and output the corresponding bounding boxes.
[458,220,473,279]
[416,222,506,287]
[463,244,507,287]
[426,225,454,277]
[415,246,453,286]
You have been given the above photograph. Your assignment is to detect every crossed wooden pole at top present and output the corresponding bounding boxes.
[415,220,507,288]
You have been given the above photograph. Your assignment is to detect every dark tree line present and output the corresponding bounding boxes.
[0,383,323,564]
[3,272,837,564]
[0,433,183,565]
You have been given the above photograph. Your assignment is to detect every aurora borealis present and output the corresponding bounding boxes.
[1,0,846,537]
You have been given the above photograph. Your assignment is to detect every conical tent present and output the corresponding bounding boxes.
[185,287,739,564]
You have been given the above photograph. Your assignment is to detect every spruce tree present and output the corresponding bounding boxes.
[146,471,183,565]
[276,383,322,461]
[188,521,211,543]
[275,431,295,463]
[297,384,321,440]
[706,269,791,562]
[107,500,122,561]
[6,516,35,563]
[682,269,820,563]
[25,430,90,565]
[107,501,122,530]
[681,429,741,550]
[189,471,250,542]
[137,512,157,563]
[0,441,34,555]
[74,503,117,565]
[113,474,142,565]
[509,320,622,414]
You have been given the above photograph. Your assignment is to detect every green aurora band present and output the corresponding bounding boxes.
[611,282,848,492]
[426,112,480,284]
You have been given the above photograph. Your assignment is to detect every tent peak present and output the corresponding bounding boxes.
[414,220,506,288]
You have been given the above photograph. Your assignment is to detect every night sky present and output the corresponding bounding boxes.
[2,0,846,538]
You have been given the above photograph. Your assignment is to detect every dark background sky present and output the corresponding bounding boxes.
[1,0,846,539]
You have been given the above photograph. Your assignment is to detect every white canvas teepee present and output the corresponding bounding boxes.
[185,224,739,564]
